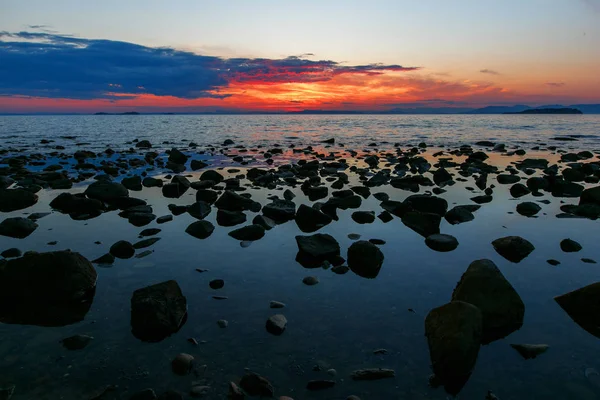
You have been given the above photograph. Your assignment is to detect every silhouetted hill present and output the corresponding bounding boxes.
[504,108,583,114]
[94,111,140,115]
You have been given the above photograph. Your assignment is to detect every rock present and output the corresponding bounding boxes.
[263,199,296,222]
[133,237,160,249]
[140,228,161,237]
[157,215,173,224]
[303,276,319,285]
[510,344,549,359]
[185,221,215,239]
[0,188,38,212]
[552,180,584,198]
[445,205,479,225]
[228,224,265,241]
[378,211,393,223]
[196,189,219,204]
[425,234,459,252]
[547,259,561,266]
[580,186,600,206]
[93,253,115,265]
[560,238,582,252]
[190,160,208,171]
[239,372,274,397]
[555,282,600,338]
[351,211,376,224]
[189,385,210,398]
[497,174,521,184]
[253,215,276,230]
[143,177,163,188]
[131,280,187,342]
[451,259,525,344]
[0,217,38,239]
[582,258,597,264]
[85,181,129,203]
[425,301,482,396]
[295,233,340,266]
[136,140,152,148]
[433,168,453,185]
[162,183,187,198]
[122,176,142,191]
[171,353,194,375]
[168,148,188,165]
[492,236,535,263]
[158,390,183,400]
[209,279,224,289]
[128,212,156,227]
[295,204,332,232]
[200,170,224,183]
[0,248,21,258]
[404,194,448,216]
[187,201,212,220]
[516,202,541,216]
[266,314,287,335]
[331,265,349,274]
[527,177,549,192]
[351,186,371,198]
[60,334,93,350]
[306,380,335,390]
[401,211,441,237]
[228,382,244,400]
[110,240,135,259]
[510,183,531,198]
[306,185,329,201]
[270,301,285,308]
[215,191,260,212]
[0,250,97,326]
[470,195,493,204]
[346,396,361,400]
[347,241,384,279]
[0,385,15,400]
[350,368,395,380]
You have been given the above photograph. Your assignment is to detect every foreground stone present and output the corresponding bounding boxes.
[0,250,97,326]
[295,204,332,232]
[229,224,265,241]
[296,234,341,268]
[239,372,274,397]
[451,259,525,344]
[0,217,38,239]
[130,280,187,342]
[84,181,128,203]
[0,188,38,212]
[425,301,482,396]
[425,234,459,252]
[555,282,600,338]
[171,353,194,375]
[185,221,215,239]
[492,236,535,263]
[347,241,384,279]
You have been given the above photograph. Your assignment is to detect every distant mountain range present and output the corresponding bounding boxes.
[467,104,600,114]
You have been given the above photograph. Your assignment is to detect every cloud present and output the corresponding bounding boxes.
[0,31,419,100]
[546,82,566,87]
[480,69,500,75]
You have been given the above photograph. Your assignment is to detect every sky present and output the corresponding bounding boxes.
[1,0,599,113]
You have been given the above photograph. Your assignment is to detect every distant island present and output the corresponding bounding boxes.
[504,108,583,115]
[94,111,140,115]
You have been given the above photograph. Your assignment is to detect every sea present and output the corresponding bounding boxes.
[0,114,600,400]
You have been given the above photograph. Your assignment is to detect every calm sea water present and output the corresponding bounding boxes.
[1,114,600,152]
[0,115,600,399]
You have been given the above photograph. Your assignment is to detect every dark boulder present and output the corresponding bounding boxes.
[351,211,376,224]
[445,205,479,225]
[347,240,384,278]
[555,282,600,338]
[228,224,265,241]
[168,148,188,165]
[470,195,493,204]
[185,221,215,239]
[0,188,38,212]
[425,301,482,396]
[0,250,97,326]
[196,189,219,204]
[84,181,129,203]
[200,170,224,183]
[516,202,541,217]
[296,233,341,268]
[492,236,534,263]
[560,238,582,252]
[162,183,188,199]
[510,183,531,198]
[425,234,459,252]
[404,194,448,216]
[0,217,38,239]
[215,191,261,212]
[295,204,332,233]
[122,176,142,191]
[580,186,600,206]
[217,210,247,227]
[130,280,187,342]
[239,372,274,397]
[263,199,296,222]
[451,259,525,344]
[50,193,105,219]
[187,201,212,220]
[110,240,135,259]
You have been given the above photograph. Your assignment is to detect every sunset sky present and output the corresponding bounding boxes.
[1,0,599,113]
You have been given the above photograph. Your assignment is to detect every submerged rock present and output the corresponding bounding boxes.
[492,236,535,263]
[555,282,600,338]
[130,280,187,342]
[510,344,549,359]
[0,217,38,239]
[60,334,93,350]
[451,259,525,344]
[0,250,97,326]
[347,241,384,279]
[171,353,194,375]
[425,301,482,396]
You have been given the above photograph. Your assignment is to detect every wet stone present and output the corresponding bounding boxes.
[186,221,215,239]
[0,217,38,239]
[510,344,549,359]
[560,238,582,252]
[425,234,459,252]
[266,314,287,335]
[347,240,384,279]
[492,236,535,263]
[110,240,135,259]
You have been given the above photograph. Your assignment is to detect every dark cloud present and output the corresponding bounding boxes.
[0,31,419,100]
[546,82,566,87]
[480,69,500,75]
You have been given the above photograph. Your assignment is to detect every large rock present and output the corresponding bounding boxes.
[401,211,441,237]
[580,186,600,206]
[347,241,384,278]
[560,238,582,252]
[0,217,38,238]
[555,282,600,338]
[215,191,261,212]
[516,202,541,217]
[492,236,534,263]
[216,210,247,227]
[84,181,129,203]
[425,301,482,396]
[0,250,97,326]
[168,148,188,165]
[451,259,525,344]
[445,205,479,225]
[0,188,38,212]
[263,199,296,222]
[200,170,224,183]
[187,201,212,220]
[50,192,104,219]
[404,195,448,216]
[296,233,341,268]
[122,176,142,191]
[425,234,459,252]
[130,280,187,342]
[295,204,332,233]
[185,221,215,239]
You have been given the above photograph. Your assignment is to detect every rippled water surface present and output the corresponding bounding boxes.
[0,115,600,400]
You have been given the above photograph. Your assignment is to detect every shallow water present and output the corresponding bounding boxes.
[1,117,600,399]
